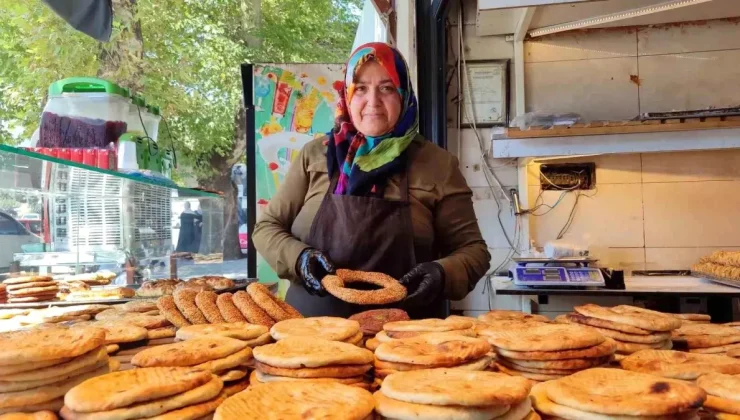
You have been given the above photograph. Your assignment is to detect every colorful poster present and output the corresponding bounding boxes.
[253,63,344,296]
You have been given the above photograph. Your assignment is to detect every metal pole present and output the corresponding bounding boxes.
[240,63,257,279]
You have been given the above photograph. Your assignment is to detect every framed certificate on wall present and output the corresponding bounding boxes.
[461,60,509,127]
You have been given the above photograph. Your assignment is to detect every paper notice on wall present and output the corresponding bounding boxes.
[462,62,507,125]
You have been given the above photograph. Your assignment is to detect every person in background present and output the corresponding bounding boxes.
[176,202,202,253]
[253,42,490,318]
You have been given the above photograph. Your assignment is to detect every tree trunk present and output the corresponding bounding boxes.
[197,106,246,261]
[97,0,145,92]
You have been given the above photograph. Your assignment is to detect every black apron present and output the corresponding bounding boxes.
[285,157,447,319]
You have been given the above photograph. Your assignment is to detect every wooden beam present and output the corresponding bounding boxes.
[479,0,602,10]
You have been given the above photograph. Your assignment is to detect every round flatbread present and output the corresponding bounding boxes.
[373,390,511,420]
[375,355,492,372]
[140,392,225,420]
[501,354,610,370]
[615,339,671,354]
[349,309,410,336]
[253,337,373,368]
[232,291,274,327]
[254,370,363,384]
[63,367,213,413]
[255,362,372,378]
[218,370,247,382]
[194,291,226,324]
[215,294,247,323]
[580,325,670,344]
[214,382,374,420]
[6,282,57,291]
[563,312,652,335]
[0,399,64,416]
[3,276,52,285]
[343,330,363,346]
[496,359,583,375]
[1,346,107,382]
[222,377,249,397]
[574,304,681,332]
[0,355,74,376]
[672,323,740,349]
[365,338,380,351]
[703,395,740,416]
[496,337,616,361]
[620,350,740,380]
[478,310,549,324]
[176,323,268,342]
[0,412,58,420]
[122,300,159,313]
[530,380,699,420]
[672,313,711,322]
[157,296,191,328]
[193,347,253,373]
[375,333,491,366]
[494,362,569,382]
[73,321,148,345]
[173,289,209,325]
[59,376,223,420]
[148,327,177,340]
[384,318,472,333]
[543,368,706,416]
[270,317,359,342]
[0,364,109,410]
[0,327,105,365]
[483,323,604,352]
[131,337,248,368]
[697,372,740,402]
[381,369,531,407]
[0,358,109,393]
[690,342,740,354]
[243,332,272,347]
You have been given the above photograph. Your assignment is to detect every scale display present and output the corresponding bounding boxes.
[514,266,605,287]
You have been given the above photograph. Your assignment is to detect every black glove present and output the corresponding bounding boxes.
[296,248,335,297]
[399,262,445,308]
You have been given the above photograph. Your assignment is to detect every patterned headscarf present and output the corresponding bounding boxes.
[326,42,419,196]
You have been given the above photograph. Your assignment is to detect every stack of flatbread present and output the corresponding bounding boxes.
[671,313,712,325]
[375,369,536,420]
[0,326,115,415]
[0,285,6,304]
[60,367,240,420]
[12,305,110,328]
[3,276,58,303]
[558,304,681,359]
[95,302,176,342]
[672,323,740,357]
[478,310,549,325]
[531,368,705,419]
[270,316,363,346]
[215,381,375,420]
[349,309,409,348]
[130,336,252,390]
[251,337,374,390]
[620,350,740,380]
[373,333,493,380]
[158,286,301,329]
[368,318,476,352]
[176,322,270,346]
[479,321,612,382]
[697,373,740,418]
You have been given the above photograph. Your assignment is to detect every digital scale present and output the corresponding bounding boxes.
[512,257,605,287]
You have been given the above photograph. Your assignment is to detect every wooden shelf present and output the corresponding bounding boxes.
[505,116,740,139]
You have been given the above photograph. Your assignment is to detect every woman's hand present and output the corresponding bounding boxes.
[399,262,445,307]
[296,248,336,296]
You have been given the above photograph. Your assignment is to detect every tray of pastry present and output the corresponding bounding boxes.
[691,271,740,289]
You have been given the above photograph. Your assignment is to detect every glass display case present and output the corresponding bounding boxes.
[0,145,248,287]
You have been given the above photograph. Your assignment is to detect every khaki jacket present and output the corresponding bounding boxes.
[252,135,490,300]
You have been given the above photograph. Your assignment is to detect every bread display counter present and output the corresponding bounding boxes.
[0,145,249,308]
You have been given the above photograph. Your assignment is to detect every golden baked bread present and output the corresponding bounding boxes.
[0,326,105,364]
[131,337,247,368]
[136,280,181,298]
[321,269,406,305]
[384,318,472,333]
[232,291,274,327]
[564,312,652,335]
[495,337,616,361]
[215,293,247,323]
[253,337,373,368]
[375,333,491,366]
[478,310,549,324]
[620,350,740,380]
[176,323,268,341]
[373,390,512,420]
[270,317,359,342]
[214,382,374,420]
[574,304,681,332]
[482,323,604,352]
[246,283,301,322]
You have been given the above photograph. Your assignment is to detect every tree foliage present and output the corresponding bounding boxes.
[0,0,361,181]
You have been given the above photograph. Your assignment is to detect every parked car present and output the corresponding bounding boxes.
[0,211,41,270]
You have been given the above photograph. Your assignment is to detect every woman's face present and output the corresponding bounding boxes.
[349,60,402,137]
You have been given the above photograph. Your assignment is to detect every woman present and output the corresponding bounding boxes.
[253,43,490,318]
